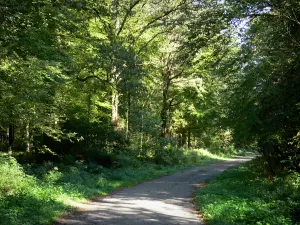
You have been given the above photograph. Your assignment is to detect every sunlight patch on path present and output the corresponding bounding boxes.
[56,155,255,225]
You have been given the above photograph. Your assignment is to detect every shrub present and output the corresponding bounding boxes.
[0,156,34,196]
[85,150,117,168]
[114,153,141,168]
[154,147,186,165]
[154,147,223,165]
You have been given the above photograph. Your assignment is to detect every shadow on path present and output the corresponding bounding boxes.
[55,155,256,225]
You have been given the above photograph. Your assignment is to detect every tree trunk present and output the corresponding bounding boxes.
[86,93,92,149]
[25,122,30,152]
[111,2,121,131]
[112,91,120,130]
[178,133,182,147]
[161,100,168,138]
[126,92,131,138]
[187,131,191,149]
[161,72,171,138]
[140,112,143,151]
[182,131,187,148]
[8,124,14,149]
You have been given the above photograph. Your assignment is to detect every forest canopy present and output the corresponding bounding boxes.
[0,0,299,173]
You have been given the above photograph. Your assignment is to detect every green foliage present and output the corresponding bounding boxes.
[0,156,34,196]
[221,0,300,173]
[194,158,300,225]
[1,0,298,222]
[0,151,223,225]
[154,147,224,165]
[0,156,66,225]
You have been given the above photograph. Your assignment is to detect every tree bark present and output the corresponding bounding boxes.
[187,131,191,149]
[25,122,30,152]
[140,112,143,151]
[112,91,120,130]
[161,101,168,138]
[182,130,187,148]
[126,92,131,138]
[111,2,121,131]
[178,133,182,147]
[161,71,171,138]
[8,124,14,149]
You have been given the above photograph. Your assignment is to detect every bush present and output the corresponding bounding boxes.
[154,147,186,165]
[0,156,34,196]
[85,151,117,168]
[154,147,224,165]
[114,153,141,168]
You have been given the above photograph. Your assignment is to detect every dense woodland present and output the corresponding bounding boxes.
[0,0,299,171]
[0,0,300,224]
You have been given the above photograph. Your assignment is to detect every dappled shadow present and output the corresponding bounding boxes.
[56,202,201,225]
[24,163,119,201]
[55,156,255,225]
[56,192,202,225]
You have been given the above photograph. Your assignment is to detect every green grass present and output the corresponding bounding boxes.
[194,157,300,225]
[0,148,225,225]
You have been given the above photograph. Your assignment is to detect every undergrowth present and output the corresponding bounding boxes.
[194,157,300,225]
[0,148,225,225]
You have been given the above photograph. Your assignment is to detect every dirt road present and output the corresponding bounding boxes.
[56,155,255,225]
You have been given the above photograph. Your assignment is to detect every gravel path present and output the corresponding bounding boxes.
[55,155,255,225]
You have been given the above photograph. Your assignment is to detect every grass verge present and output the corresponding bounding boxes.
[194,157,300,225]
[0,148,224,225]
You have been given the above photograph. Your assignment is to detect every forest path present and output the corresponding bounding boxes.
[55,155,255,225]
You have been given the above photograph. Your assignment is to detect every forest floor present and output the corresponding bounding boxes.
[55,155,255,225]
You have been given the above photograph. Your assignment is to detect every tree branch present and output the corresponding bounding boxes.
[93,8,111,33]
[133,0,187,44]
[136,30,165,54]
[76,75,117,90]
[77,75,102,82]
[117,0,143,36]
[247,12,300,25]
[169,98,182,107]
[170,68,185,80]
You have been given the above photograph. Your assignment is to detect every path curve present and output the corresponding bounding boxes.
[55,155,255,225]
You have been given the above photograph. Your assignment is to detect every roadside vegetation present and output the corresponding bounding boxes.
[0,148,230,225]
[195,157,300,225]
[0,0,299,224]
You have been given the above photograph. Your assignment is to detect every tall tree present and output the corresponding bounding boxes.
[223,0,300,172]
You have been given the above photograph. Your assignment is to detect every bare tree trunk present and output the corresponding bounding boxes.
[161,72,171,138]
[86,92,92,149]
[8,124,14,149]
[140,112,143,151]
[187,131,191,149]
[112,91,120,130]
[126,92,131,138]
[111,2,121,131]
[182,130,187,148]
[25,122,30,152]
[161,101,168,138]
[178,133,181,148]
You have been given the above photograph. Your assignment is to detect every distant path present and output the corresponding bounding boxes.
[55,155,255,225]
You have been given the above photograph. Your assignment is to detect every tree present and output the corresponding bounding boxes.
[222,0,300,173]
[0,0,91,152]
[78,0,190,131]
